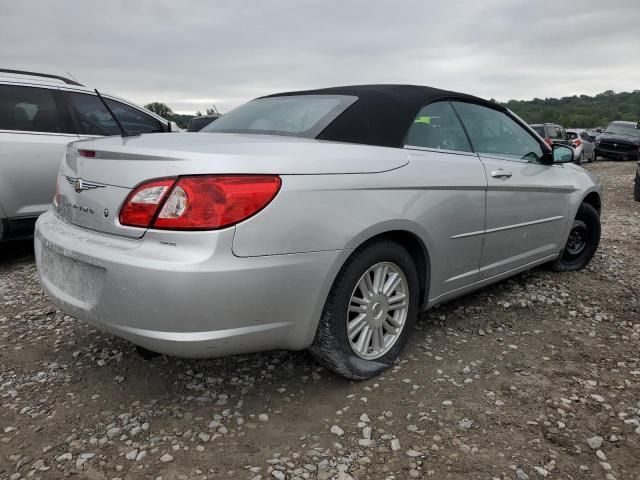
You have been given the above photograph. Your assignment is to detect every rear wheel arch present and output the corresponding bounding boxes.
[338,229,431,309]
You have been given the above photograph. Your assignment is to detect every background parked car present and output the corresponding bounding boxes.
[0,69,176,241]
[530,123,580,163]
[586,128,603,142]
[530,123,570,146]
[595,120,640,161]
[567,129,596,163]
[187,114,220,132]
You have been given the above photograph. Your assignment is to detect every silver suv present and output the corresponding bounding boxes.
[0,69,175,241]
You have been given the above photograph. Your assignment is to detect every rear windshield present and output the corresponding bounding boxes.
[567,131,579,140]
[531,125,545,137]
[203,95,357,138]
[605,123,640,137]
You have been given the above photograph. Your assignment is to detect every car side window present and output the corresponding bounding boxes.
[105,99,164,134]
[67,92,163,135]
[404,101,472,153]
[452,101,544,163]
[0,84,66,134]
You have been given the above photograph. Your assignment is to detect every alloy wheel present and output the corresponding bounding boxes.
[346,262,409,360]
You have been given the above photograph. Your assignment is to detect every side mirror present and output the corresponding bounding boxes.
[553,144,575,163]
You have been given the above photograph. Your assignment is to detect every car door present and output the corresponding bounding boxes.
[0,83,79,220]
[403,101,487,298]
[451,101,572,280]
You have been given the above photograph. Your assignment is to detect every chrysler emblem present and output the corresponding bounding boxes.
[65,176,106,193]
[613,143,617,148]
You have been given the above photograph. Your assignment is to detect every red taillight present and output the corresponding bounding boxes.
[544,137,553,146]
[78,150,96,158]
[572,138,582,147]
[119,178,175,227]
[119,175,281,230]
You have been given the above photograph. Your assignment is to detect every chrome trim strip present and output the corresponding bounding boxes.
[451,215,564,239]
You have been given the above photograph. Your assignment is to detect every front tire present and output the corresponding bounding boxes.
[551,203,600,272]
[310,240,419,380]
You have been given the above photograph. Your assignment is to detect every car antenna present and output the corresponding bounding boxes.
[94,89,140,137]
[66,71,80,84]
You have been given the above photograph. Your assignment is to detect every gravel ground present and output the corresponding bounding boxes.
[1,161,638,480]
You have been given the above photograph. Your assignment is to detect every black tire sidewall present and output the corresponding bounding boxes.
[328,242,419,378]
[554,203,600,271]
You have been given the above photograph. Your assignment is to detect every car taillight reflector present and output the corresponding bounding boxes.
[572,138,582,147]
[78,150,96,158]
[119,175,281,230]
[119,178,175,227]
[544,137,553,146]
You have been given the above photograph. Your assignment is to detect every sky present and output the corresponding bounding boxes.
[2,0,639,114]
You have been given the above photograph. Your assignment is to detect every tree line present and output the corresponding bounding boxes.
[500,90,640,128]
[146,89,640,130]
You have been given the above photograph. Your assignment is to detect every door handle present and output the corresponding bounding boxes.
[491,169,512,179]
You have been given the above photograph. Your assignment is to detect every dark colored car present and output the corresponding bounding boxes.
[187,114,220,132]
[596,121,640,161]
[530,123,571,147]
[586,128,603,143]
[530,123,579,163]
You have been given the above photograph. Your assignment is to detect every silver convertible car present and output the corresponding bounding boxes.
[35,85,602,379]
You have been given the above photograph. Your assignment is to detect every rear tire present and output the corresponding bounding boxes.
[576,152,584,165]
[551,203,600,272]
[310,240,419,380]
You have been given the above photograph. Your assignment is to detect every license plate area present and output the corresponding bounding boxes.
[39,246,106,309]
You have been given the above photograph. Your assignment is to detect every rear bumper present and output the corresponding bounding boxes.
[35,211,342,357]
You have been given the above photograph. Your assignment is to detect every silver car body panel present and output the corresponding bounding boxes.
[36,124,602,357]
[0,130,80,218]
[0,76,170,228]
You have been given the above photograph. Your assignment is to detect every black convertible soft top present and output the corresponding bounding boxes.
[263,84,504,148]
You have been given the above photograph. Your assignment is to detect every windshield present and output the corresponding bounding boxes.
[605,123,640,137]
[203,95,357,138]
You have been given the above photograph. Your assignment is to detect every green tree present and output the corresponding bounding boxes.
[503,90,640,128]
[144,102,174,119]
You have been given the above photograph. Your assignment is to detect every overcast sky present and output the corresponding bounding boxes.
[2,0,639,114]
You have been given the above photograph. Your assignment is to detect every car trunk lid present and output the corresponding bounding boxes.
[56,133,408,238]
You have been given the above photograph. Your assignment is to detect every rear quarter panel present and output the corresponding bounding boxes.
[233,150,487,302]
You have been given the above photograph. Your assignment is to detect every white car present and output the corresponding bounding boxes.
[0,69,177,241]
[567,129,596,163]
